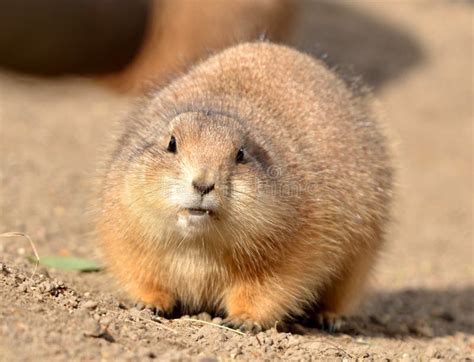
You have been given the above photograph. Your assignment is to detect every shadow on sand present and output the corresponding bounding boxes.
[289,1,424,89]
[320,287,474,338]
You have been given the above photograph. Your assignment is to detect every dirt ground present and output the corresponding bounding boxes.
[1,1,473,360]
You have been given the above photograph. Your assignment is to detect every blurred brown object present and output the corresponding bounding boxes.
[99,0,296,93]
[0,0,149,75]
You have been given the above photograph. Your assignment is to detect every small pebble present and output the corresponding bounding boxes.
[128,333,139,341]
[194,333,205,341]
[117,302,128,310]
[100,317,112,327]
[37,268,50,278]
[217,334,228,342]
[212,317,223,324]
[197,312,212,322]
[83,318,115,343]
[83,318,101,336]
[31,305,44,313]
[82,300,98,310]
[15,274,26,283]
[264,337,274,346]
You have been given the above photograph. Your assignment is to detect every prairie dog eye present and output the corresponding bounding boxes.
[236,147,245,163]
[167,136,177,153]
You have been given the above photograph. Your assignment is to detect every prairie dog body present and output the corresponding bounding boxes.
[98,42,393,331]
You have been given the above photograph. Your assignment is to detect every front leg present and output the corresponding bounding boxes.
[222,279,304,332]
[131,280,175,317]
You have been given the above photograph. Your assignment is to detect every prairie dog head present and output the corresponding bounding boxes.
[122,111,287,248]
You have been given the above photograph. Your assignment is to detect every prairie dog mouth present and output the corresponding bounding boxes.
[181,208,213,216]
[175,207,216,234]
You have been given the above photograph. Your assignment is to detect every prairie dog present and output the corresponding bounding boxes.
[100,0,295,92]
[98,42,394,331]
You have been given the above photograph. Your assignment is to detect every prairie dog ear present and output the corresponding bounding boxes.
[165,114,191,146]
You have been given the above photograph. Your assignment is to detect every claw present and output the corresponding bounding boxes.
[134,302,165,317]
[221,316,262,333]
[146,303,165,317]
[315,312,342,333]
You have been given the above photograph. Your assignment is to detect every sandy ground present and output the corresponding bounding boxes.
[0,1,473,360]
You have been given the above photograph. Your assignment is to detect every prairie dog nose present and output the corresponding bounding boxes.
[192,180,215,196]
[191,168,216,196]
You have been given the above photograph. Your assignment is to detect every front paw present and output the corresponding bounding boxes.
[134,287,175,317]
[134,302,167,317]
[221,314,263,333]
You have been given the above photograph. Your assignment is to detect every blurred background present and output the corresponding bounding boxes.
[0,0,472,360]
[0,0,426,91]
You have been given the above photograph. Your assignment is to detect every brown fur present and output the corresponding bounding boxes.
[99,0,295,93]
[97,42,394,330]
